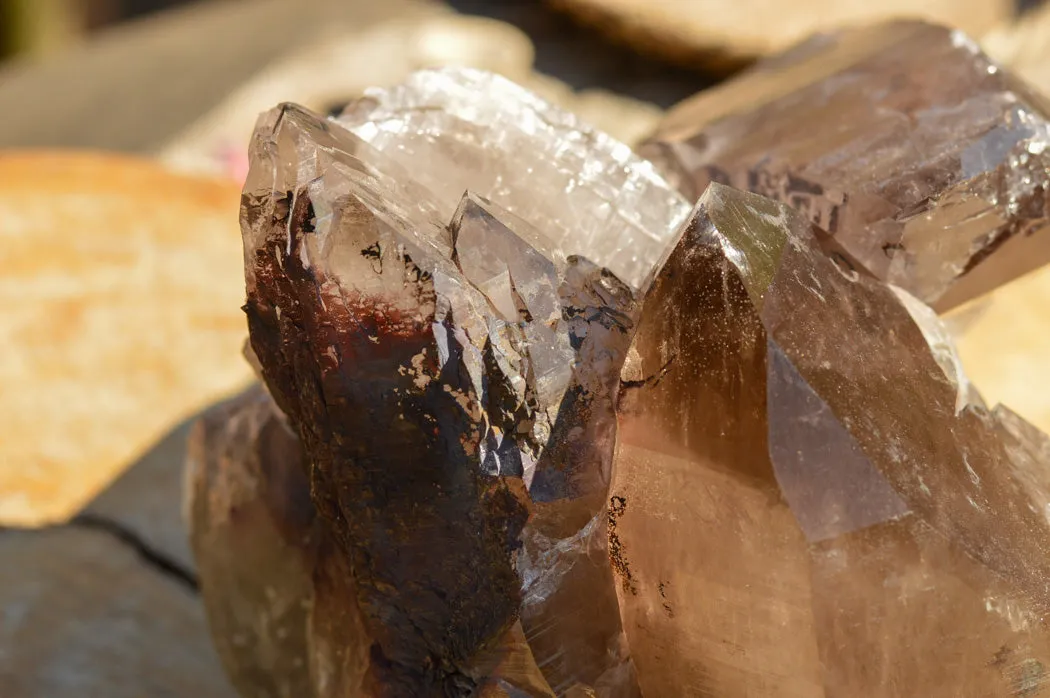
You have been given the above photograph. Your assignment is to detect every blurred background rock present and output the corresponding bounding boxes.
[0,0,182,58]
[1,0,1044,63]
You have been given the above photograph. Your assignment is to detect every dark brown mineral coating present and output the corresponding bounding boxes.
[612,183,1050,696]
[244,188,529,696]
[642,21,1050,310]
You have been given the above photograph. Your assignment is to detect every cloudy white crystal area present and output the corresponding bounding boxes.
[339,67,691,293]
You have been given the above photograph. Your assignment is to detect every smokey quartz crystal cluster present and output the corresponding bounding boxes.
[189,23,1050,698]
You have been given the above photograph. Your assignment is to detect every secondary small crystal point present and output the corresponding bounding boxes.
[643,20,1050,311]
[186,384,369,697]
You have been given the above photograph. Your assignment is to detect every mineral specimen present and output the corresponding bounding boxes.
[642,21,1050,311]
[237,67,689,696]
[195,64,1050,698]
[613,183,1050,696]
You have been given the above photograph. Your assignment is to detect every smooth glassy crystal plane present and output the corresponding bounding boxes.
[643,20,1050,312]
[187,61,1050,697]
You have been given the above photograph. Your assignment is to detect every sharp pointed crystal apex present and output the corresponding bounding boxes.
[645,20,1050,310]
[697,183,796,306]
[199,60,1050,697]
[697,182,872,309]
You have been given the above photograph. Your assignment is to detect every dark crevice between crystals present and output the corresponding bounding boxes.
[70,513,200,593]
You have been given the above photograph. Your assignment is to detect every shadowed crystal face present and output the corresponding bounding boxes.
[238,68,689,697]
[642,21,1050,311]
[614,183,1050,697]
[186,385,371,698]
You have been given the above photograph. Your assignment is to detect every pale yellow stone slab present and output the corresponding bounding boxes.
[0,152,251,525]
[551,0,1013,69]
[951,266,1050,435]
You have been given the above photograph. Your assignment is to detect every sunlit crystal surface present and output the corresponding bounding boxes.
[642,21,1050,310]
[338,68,689,292]
[613,183,1050,697]
[193,59,1050,698]
[236,68,689,697]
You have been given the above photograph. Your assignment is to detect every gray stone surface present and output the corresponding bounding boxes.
[83,417,198,574]
[0,0,441,152]
[0,525,233,698]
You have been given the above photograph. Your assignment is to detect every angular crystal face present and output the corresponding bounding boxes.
[642,21,1050,311]
[201,62,1050,697]
[236,68,690,696]
[613,183,1050,696]
[338,67,689,293]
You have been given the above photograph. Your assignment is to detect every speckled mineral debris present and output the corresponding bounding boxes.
[642,21,1050,311]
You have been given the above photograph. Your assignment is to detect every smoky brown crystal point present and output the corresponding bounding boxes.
[614,182,1050,696]
[186,384,372,697]
[642,21,1050,311]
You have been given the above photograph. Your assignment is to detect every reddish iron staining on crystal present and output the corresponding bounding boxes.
[215,68,693,697]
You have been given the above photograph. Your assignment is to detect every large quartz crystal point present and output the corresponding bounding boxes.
[186,384,371,698]
[642,21,1050,311]
[239,68,689,697]
[614,182,1050,697]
